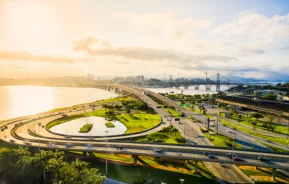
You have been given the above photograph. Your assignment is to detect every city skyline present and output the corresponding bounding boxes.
[1,0,289,80]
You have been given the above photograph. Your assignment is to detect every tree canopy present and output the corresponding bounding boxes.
[0,147,105,184]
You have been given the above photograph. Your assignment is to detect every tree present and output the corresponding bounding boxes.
[59,159,105,184]
[267,115,276,132]
[249,113,264,121]
[114,105,122,111]
[251,121,258,132]
[262,94,277,101]
[125,108,131,114]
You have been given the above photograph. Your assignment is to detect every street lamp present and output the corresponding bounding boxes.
[105,130,109,176]
[180,178,185,184]
[38,122,41,152]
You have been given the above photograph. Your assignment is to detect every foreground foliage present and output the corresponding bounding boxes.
[0,147,105,184]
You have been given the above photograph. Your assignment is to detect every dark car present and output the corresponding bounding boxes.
[258,156,270,162]
[225,153,238,158]
[204,151,212,156]
[208,155,218,159]
[220,163,229,168]
[233,157,245,162]
[66,143,74,148]
[154,148,164,154]
[116,146,125,151]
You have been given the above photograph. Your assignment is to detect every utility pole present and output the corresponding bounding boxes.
[216,112,219,134]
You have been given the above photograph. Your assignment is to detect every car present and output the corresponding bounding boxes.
[258,156,270,162]
[265,140,272,143]
[116,146,125,151]
[86,144,93,149]
[233,157,245,162]
[154,148,164,153]
[48,142,56,147]
[66,143,74,148]
[10,139,15,143]
[220,163,229,168]
[208,155,218,159]
[203,151,212,156]
[225,153,238,158]
[65,135,71,139]
[24,140,31,145]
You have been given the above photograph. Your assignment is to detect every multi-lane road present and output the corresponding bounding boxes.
[2,84,289,183]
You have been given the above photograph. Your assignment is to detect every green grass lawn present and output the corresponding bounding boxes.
[46,114,86,129]
[202,132,242,148]
[117,113,161,134]
[221,120,289,146]
[239,166,289,184]
[47,109,161,135]
[223,113,289,135]
[257,142,289,153]
[82,153,216,184]
[137,125,186,144]
[79,124,93,133]
[105,122,115,128]
[164,107,182,117]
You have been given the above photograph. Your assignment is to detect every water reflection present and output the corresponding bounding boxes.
[0,86,118,120]
[50,116,127,136]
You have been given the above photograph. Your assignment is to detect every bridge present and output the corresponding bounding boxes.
[216,96,289,118]
[2,84,289,183]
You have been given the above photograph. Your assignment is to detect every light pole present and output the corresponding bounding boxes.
[38,122,41,152]
[180,178,185,184]
[105,130,109,176]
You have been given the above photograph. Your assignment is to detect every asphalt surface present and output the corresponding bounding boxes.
[3,85,289,183]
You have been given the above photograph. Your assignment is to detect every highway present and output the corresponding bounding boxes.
[2,84,289,183]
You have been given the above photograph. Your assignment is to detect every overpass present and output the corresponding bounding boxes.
[2,84,289,183]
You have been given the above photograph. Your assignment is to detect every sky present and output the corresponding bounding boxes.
[0,0,289,80]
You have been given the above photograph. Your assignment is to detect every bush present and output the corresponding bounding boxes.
[105,122,115,128]
[79,124,93,133]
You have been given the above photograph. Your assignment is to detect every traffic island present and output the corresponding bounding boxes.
[105,122,115,128]
[79,124,93,133]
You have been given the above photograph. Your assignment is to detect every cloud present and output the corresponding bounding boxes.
[11,64,25,69]
[238,47,265,56]
[0,50,75,63]
[114,12,213,40]
[213,13,289,48]
[74,37,239,66]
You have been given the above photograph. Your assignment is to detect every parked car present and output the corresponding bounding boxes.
[10,139,15,143]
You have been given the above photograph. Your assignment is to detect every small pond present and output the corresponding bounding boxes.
[50,116,127,136]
